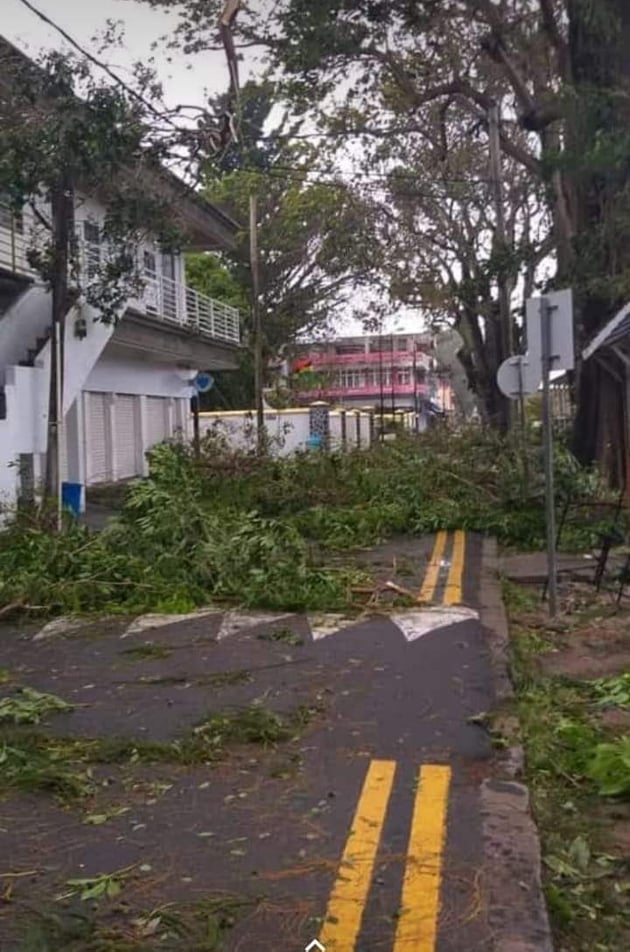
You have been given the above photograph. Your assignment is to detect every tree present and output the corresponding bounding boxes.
[139,1,630,465]
[0,41,195,506]
[189,81,382,402]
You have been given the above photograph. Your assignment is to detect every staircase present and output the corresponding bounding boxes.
[0,277,51,421]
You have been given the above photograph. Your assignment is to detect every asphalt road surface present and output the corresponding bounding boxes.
[1,530,501,952]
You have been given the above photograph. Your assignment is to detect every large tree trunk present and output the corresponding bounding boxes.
[567,0,630,468]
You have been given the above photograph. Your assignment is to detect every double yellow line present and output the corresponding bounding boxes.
[418,530,466,606]
[318,761,452,952]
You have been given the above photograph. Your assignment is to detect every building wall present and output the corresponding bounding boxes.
[296,331,440,409]
[198,407,377,456]
[84,346,195,399]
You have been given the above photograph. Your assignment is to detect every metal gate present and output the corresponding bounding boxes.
[87,392,110,483]
[115,394,139,478]
[146,396,168,448]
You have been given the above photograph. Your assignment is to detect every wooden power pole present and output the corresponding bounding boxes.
[488,101,516,430]
[249,192,264,452]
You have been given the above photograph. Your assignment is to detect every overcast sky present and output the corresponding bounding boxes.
[4,0,245,106]
[3,0,421,335]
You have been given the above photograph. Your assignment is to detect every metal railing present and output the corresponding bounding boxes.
[0,213,240,346]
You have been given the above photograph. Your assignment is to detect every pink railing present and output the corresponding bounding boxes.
[305,350,430,367]
[296,383,429,400]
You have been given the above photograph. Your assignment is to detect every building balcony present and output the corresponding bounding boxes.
[0,213,240,347]
[296,382,429,401]
[304,350,429,368]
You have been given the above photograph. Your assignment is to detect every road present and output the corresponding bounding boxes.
[0,531,518,952]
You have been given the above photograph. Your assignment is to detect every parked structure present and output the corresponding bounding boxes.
[0,41,241,512]
[294,331,454,416]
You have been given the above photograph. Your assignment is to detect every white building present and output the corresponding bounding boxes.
[0,40,242,512]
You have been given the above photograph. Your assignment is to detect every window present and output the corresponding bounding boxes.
[398,369,411,385]
[340,369,363,389]
[335,341,364,356]
[396,337,408,352]
[83,220,101,279]
[0,195,24,234]
[143,250,157,277]
[161,253,178,320]
[143,250,158,312]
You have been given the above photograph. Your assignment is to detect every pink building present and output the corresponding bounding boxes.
[295,332,453,414]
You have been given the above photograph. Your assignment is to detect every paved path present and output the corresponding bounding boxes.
[0,532,540,951]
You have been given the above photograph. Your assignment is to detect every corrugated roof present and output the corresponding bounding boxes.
[583,301,630,360]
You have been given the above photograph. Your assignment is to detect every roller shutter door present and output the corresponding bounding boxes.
[146,396,167,448]
[88,392,109,483]
[115,394,139,478]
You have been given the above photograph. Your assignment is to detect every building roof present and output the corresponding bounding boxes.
[0,35,240,252]
[582,301,630,361]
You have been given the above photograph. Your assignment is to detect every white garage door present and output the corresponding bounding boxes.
[115,394,139,478]
[146,396,168,448]
[88,392,110,483]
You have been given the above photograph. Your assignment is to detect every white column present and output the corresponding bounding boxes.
[166,397,175,438]
[138,395,149,476]
[106,394,117,482]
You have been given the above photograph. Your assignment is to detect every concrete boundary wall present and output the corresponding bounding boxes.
[198,405,377,456]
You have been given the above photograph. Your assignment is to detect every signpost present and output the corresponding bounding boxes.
[497,290,574,616]
[192,372,214,459]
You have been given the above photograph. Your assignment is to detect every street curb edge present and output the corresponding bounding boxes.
[479,536,554,952]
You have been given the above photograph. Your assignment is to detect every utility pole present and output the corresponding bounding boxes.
[541,296,558,617]
[45,174,73,529]
[249,192,264,452]
[488,101,514,431]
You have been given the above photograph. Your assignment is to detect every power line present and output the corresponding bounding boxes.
[13,0,497,200]
[15,0,183,131]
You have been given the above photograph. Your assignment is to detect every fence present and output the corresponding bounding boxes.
[197,404,389,456]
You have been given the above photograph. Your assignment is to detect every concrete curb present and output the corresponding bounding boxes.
[479,537,554,952]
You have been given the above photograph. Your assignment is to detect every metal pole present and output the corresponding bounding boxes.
[379,331,384,440]
[192,390,201,460]
[249,193,264,452]
[541,296,558,616]
[518,356,530,488]
[56,319,63,531]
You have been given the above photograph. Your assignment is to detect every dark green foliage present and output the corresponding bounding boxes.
[0,428,603,620]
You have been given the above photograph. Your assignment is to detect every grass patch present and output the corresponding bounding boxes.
[0,703,319,803]
[202,670,252,688]
[0,688,74,725]
[119,643,173,662]
[16,894,257,951]
[508,582,630,952]
[257,627,304,647]
[0,428,610,620]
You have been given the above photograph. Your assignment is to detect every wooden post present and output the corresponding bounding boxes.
[249,193,265,453]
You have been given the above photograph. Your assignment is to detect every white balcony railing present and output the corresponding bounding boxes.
[139,272,240,345]
[0,210,241,346]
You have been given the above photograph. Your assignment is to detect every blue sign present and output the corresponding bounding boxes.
[194,372,214,393]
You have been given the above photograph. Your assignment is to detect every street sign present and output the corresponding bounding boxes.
[526,288,574,373]
[497,355,538,400]
[497,288,574,399]
[194,372,214,393]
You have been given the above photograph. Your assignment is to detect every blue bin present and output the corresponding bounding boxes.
[306,434,323,451]
[61,481,82,517]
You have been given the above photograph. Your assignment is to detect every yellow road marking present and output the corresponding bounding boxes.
[319,759,396,951]
[394,764,452,952]
[443,530,466,606]
[418,530,448,602]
